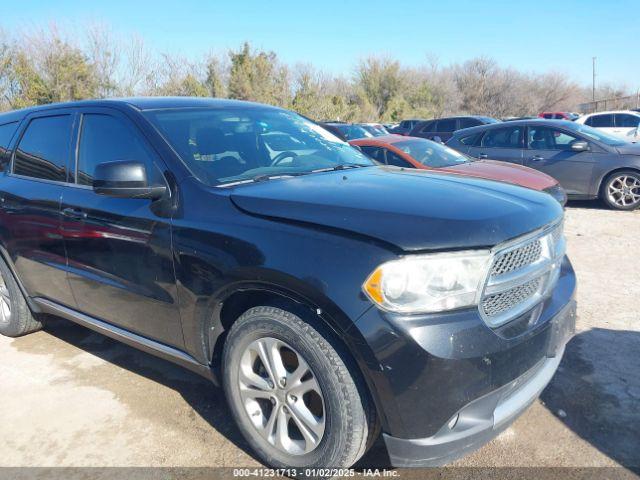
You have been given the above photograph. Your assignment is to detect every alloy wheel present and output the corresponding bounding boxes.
[0,272,11,325]
[608,175,640,208]
[238,337,326,456]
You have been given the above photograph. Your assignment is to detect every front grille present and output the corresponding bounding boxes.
[482,277,542,317]
[480,221,565,327]
[490,239,542,276]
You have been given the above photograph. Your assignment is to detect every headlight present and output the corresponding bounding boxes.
[363,251,492,314]
[544,184,567,207]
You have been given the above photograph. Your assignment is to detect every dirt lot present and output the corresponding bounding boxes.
[0,202,639,478]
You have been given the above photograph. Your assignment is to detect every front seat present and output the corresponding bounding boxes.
[530,130,548,150]
[195,127,246,180]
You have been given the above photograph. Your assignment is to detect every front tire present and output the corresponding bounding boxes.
[602,170,640,210]
[0,257,43,337]
[223,306,376,469]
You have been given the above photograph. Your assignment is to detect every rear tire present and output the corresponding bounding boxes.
[601,170,640,210]
[0,257,43,337]
[222,306,376,469]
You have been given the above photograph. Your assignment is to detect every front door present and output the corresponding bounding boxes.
[60,108,183,348]
[524,125,597,197]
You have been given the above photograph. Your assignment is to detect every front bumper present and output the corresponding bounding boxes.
[352,257,577,467]
[384,300,574,467]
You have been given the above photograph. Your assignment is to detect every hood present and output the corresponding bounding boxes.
[440,160,558,191]
[229,166,563,252]
[615,143,640,155]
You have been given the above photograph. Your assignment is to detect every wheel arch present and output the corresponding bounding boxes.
[597,166,640,198]
[0,243,40,313]
[204,283,389,433]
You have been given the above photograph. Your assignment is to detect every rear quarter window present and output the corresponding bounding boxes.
[0,122,18,171]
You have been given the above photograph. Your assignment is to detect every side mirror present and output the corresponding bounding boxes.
[93,161,167,199]
[571,140,590,152]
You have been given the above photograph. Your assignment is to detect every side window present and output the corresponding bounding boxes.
[385,150,412,168]
[459,118,481,129]
[420,121,435,133]
[587,114,614,128]
[615,114,640,128]
[480,127,523,148]
[359,146,385,164]
[13,115,72,182]
[77,114,156,186]
[435,119,456,132]
[528,127,579,151]
[460,133,481,146]
[542,113,553,119]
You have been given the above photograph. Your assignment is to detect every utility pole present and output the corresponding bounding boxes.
[592,57,596,101]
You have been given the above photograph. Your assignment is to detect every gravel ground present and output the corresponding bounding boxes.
[0,202,638,479]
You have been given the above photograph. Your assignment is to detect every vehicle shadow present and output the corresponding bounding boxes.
[541,327,640,470]
[565,199,607,210]
[31,318,640,471]
[36,315,394,469]
[37,315,260,464]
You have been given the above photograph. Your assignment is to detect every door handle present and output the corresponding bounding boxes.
[478,153,488,159]
[62,207,88,220]
[530,155,545,162]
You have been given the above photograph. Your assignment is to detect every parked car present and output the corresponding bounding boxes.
[503,116,537,122]
[358,123,389,136]
[409,116,500,143]
[447,118,640,210]
[349,134,566,205]
[538,112,579,121]
[574,110,640,139]
[388,119,424,136]
[320,122,373,141]
[0,98,576,470]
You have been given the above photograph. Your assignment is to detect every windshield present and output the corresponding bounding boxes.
[565,122,627,146]
[145,107,374,186]
[394,139,471,167]
[360,125,388,136]
[334,124,373,140]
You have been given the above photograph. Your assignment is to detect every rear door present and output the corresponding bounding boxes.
[60,107,183,347]
[614,114,640,138]
[467,125,525,164]
[585,114,616,136]
[524,125,597,196]
[0,111,76,306]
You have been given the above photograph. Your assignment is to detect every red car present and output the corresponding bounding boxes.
[349,135,567,205]
[538,112,579,121]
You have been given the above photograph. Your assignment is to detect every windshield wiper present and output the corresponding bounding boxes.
[311,164,370,173]
[218,165,369,187]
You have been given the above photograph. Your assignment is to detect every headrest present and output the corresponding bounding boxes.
[532,131,545,141]
[196,127,230,155]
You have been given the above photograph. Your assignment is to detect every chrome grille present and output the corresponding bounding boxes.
[490,239,542,276]
[482,277,542,317]
[480,221,565,327]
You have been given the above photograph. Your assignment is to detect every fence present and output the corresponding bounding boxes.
[578,92,640,114]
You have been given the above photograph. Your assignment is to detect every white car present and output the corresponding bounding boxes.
[575,110,640,139]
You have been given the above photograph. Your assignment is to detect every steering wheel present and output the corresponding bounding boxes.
[271,151,298,166]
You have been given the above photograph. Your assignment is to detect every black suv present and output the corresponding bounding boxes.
[410,116,500,142]
[0,98,576,469]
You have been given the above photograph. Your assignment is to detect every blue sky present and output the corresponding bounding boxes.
[3,0,638,88]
